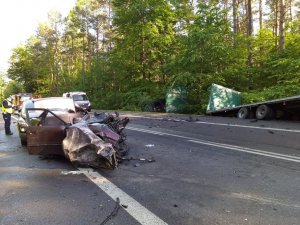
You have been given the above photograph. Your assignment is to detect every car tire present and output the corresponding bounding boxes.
[237,107,249,119]
[143,104,154,112]
[21,139,27,146]
[256,104,274,120]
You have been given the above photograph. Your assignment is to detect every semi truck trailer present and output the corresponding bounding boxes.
[206,84,300,120]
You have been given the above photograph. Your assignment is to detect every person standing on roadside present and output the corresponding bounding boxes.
[1,96,14,135]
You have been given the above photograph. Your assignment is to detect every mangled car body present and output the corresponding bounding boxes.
[63,113,129,169]
[17,97,129,169]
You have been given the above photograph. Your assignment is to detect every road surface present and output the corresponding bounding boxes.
[1,113,300,225]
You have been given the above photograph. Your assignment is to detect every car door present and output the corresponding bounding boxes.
[25,108,68,156]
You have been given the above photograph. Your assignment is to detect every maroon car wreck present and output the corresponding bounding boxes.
[63,113,129,169]
[17,97,129,169]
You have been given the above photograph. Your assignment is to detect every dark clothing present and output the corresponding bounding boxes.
[2,99,13,135]
[3,99,12,109]
[3,113,12,134]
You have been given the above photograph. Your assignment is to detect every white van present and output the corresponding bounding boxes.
[63,91,91,112]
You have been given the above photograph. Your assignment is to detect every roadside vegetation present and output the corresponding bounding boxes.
[3,0,300,113]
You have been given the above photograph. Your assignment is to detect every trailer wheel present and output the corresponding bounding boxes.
[256,105,273,120]
[237,107,249,119]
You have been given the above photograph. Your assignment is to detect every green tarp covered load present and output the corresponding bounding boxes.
[166,87,188,113]
[206,84,241,113]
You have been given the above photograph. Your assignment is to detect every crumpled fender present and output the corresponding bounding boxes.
[63,122,117,169]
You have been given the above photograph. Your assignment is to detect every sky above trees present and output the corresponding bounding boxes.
[0,0,76,71]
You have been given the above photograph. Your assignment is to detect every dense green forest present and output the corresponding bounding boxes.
[3,0,300,113]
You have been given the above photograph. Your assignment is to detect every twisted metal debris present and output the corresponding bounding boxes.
[63,112,129,169]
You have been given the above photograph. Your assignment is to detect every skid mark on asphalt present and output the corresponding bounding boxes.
[78,168,168,225]
[127,127,300,163]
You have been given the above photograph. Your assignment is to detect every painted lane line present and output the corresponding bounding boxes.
[195,121,300,133]
[129,127,300,160]
[129,127,300,159]
[125,114,300,133]
[188,140,300,163]
[127,127,300,163]
[78,168,168,225]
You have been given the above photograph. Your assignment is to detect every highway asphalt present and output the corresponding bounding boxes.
[1,113,300,225]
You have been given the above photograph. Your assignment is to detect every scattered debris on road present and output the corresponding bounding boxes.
[100,197,121,225]
[121,157,155,163]
[121,204,128,209]
[145,144,155,148]
[121,156,155,168]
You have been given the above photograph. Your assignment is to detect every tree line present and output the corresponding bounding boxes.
[5,0,300,113]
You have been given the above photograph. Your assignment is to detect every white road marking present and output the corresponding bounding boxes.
[188,140,300,163]
[127,127,300,163]
[78,168,168,225]
[125,114,300,133]
[194,121,300,133]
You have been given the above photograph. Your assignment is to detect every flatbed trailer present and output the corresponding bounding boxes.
[206,84,300,120]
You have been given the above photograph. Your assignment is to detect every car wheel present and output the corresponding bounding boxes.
[21,139,27,146]
[143,104,154,112]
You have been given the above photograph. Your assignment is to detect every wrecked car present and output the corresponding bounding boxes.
[17,97,81,147]
[17,97,129,169]
[63,112,129,169]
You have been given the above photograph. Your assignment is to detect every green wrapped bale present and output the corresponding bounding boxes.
[166,87,188,113]
[207,84,241,113]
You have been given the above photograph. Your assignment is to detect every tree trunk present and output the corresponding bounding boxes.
[274,0,278,47]
[259,0,262,30]
[108,0,112,51]
[233,0,238,33]
[246,0,253,89]
[247,0,253,67]
[82,33,85,85]
[237,0,241,32]
[289,0,292,20]
[279,0,285,52]
[224,0,228,21]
